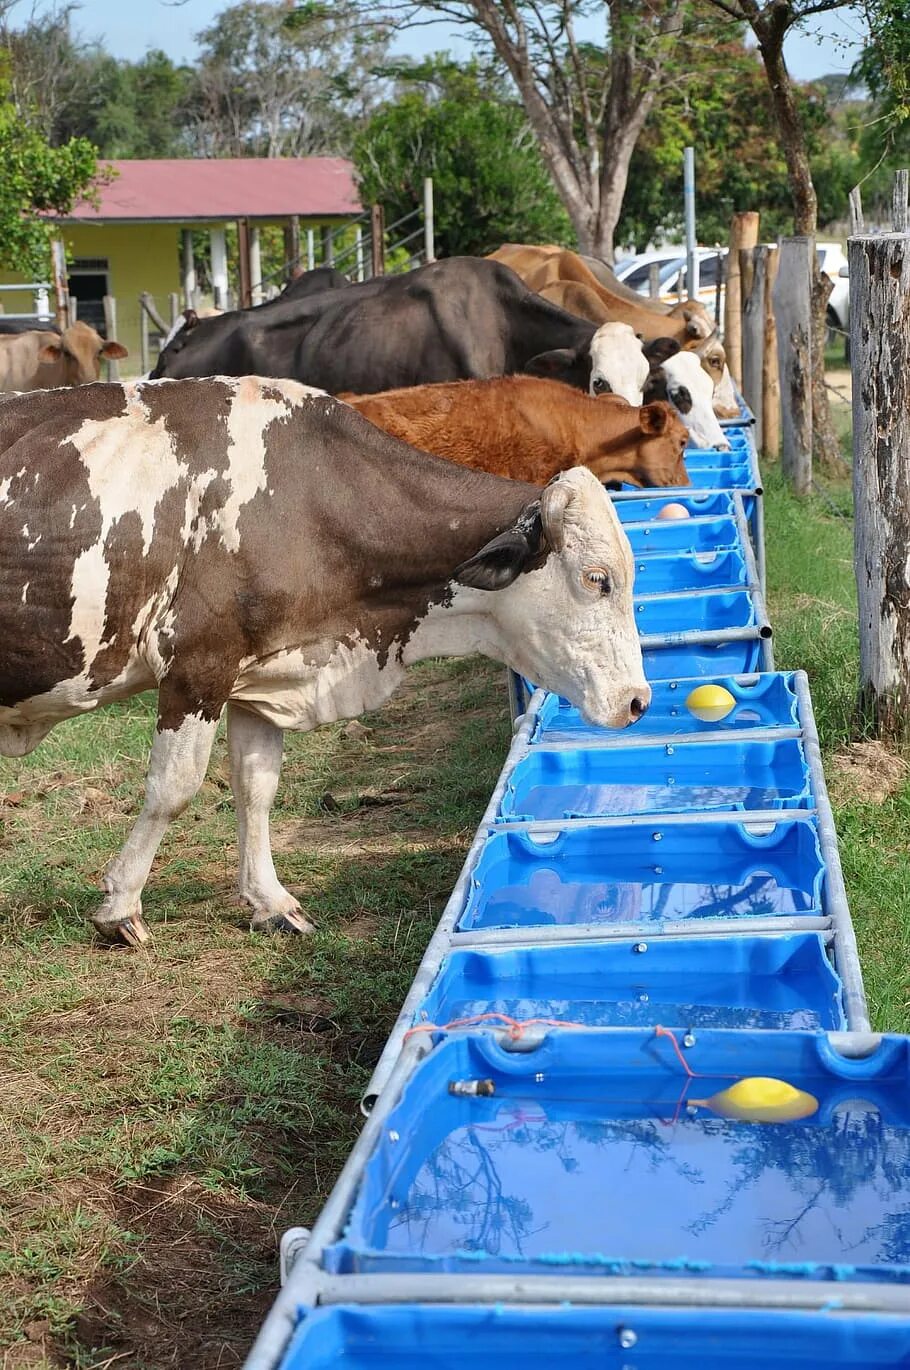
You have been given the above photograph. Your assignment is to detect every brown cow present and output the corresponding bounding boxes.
[0,321,128,394]
[341,376,691,488]
[488,244,739,418]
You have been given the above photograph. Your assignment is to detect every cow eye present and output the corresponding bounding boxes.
[592,377,611,395]
[582,567,612,595]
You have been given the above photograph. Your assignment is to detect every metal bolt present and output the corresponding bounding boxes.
[669,681,678,690]
[388,1130,400,1142]
[652,831,663,841]
[535,1072,545,1083]
[617,1327,638,1349]
[683,1032,696,1048]
[639,992,649,1003]
[634,941,648,953]
[665,745,674,755]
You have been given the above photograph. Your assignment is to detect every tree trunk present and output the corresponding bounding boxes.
[756,21,842,472]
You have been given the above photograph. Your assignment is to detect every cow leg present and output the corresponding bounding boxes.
[227,704,313,935]
[94,708,221,946]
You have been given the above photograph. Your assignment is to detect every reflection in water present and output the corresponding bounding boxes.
[376,1093,910,1276]
[508,779,803,819]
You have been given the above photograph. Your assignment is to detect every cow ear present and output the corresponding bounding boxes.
[454,505,544,591]
[524,348,581,383]
[101,341,129,360]
[640,402,670,435]
[37,338,62,363]
[643,336,680,365]
[670,386,693,415]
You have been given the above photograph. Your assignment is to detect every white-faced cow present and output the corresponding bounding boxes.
[643,339,731,451]
[0,321,128,394]
[150,257,648,403]
[0,377,649,946]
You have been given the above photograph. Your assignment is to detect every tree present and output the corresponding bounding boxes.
[353,59,573,256]
[0,61,100,276]
[700,0,864,472]
[185,0,390,158]
[618,32,834,249]
[346,1,687,263]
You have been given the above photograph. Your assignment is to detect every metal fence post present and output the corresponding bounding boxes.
[370,204,385,276]
[423,177,435,263]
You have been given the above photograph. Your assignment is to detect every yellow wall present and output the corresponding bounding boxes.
[63,222,181,374]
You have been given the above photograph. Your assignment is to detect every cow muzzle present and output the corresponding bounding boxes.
[582,681,652,730]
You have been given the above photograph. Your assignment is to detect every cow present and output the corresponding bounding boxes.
[0,377,650,947]
[149,257,650,403]
[279,265,350,300]
[341,376,690,488]
[0,322,128,393]
[488,244,739,417]
[643,340,730,450]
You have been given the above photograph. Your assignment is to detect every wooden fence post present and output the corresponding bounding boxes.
[648,262,660,299]
[724,211,760,389]
[140,305,149,375]
[51,239,69,328]
[370,204,385,277]
[740,245,767,450]
[772,236,813,495]
[102,295,119,381]
[850,173,910,741]
[284,215,300,280]
[762,246,780,461]
[237,217,252,309]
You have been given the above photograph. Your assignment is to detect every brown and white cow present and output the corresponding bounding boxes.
[0,321,128,394]
[0,377,649,946]
[341,376,691,488]
[488,244,739,417]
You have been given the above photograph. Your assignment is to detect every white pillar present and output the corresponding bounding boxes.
[181,229,197,309]
[250,226,263,305]
[210,226,228,309]
[306,228,315,271]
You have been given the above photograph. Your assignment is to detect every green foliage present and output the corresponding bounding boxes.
[618,31,844,247]
[0,65,99,276]
[353,60,573,257]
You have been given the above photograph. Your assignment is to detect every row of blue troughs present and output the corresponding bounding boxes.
[245,411,910,1368]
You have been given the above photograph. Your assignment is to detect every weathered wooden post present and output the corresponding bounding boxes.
[370,204,385,277]
[237,217,253,309]
[284,215,301,281]
[648,262,660,299]
[762,246,780,461]
[51,239,69,328]
[850,173,910,741]
[772,236,813,495]
[724,211,760,389]
[102,295,119,381]
[740,245,767,450]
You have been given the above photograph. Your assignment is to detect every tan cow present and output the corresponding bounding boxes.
[0,321,128,394]
[488,244,739,418]
[341,375,691,489]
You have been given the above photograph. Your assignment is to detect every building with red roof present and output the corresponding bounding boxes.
[0,157,364,368]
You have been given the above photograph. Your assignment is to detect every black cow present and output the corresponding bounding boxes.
[150,257,608,395]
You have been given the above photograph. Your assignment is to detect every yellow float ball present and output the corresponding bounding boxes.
[685,683,737,722]
[704,1077,819,1124]
[656,502,691,521]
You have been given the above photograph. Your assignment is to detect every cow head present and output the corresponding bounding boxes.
[37,321,128,385]
[667,300,715,341]
[585,401,690,489]
[452,467,650,728]
[690,334,739,419]
[524,321,648,406]
[645,350,730,451]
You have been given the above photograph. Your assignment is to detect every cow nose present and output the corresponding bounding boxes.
[592,377,611,395]
[627,686,651,723]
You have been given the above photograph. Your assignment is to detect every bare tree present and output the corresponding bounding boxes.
[701,0,859,470]
[358,1,686,262]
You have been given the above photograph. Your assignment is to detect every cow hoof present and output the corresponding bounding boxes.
[251,908,314,936]
[94,914,151,947]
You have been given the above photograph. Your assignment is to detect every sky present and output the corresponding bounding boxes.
[34,0,866,82]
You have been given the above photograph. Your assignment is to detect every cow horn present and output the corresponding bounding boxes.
[540,478,574,553]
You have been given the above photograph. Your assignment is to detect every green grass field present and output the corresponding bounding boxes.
[1,437,908,1366]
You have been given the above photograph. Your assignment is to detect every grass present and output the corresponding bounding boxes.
[0,658,512,1367]
[1,403,909,1364]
